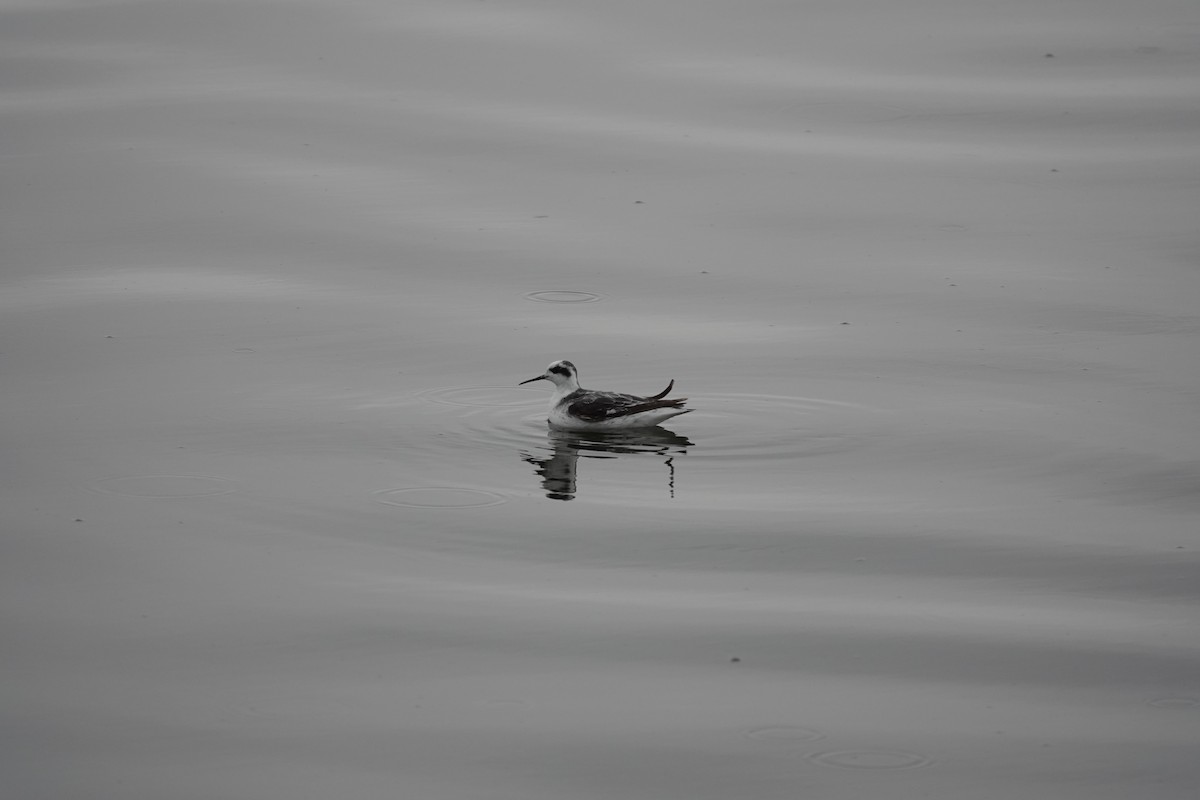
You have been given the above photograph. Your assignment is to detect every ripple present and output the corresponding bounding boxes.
[685,392,877,461]
[400,388,878,506]
[90,475,237,497]
[808,749,934,770]
[404,386,552,458]
[743,726,825,743]
[461,409,691,459]
[1145,696,1199,710]
[523,290,603,303]
[372,487,508,508]
[419,390,873,465]
[418,385,546,408]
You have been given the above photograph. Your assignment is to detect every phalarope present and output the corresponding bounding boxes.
[519,359,692,431]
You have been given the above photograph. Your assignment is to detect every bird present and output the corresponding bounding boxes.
[518,359,692,431]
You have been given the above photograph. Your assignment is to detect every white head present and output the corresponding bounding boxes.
[519,359,580,391]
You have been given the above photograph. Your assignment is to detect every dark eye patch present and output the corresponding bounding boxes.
[549,365,571,377]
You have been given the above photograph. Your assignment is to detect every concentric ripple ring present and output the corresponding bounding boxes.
[808,749,934,770]
[523,290,603,303]
[418,386,546,408]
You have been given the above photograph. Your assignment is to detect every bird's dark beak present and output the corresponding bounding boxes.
[518,374,547,386]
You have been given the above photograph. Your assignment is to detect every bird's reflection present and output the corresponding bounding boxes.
[520,426,692,501]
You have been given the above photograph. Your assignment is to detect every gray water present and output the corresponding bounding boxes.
[3,1,1199,798]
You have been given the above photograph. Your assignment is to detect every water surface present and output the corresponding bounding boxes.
[3,1,1199,798]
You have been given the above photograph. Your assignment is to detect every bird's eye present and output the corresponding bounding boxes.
[549,365,570,377]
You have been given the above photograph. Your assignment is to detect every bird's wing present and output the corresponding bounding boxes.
[564,392,637,422]
[607,398,688,418]
[566,391,687,421]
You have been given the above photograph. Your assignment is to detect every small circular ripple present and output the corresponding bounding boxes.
[1145,696,1199,710]
[523,290,603,303]
[743,726,825,743]
[373,487,508,508]
[90,475,237,497]
[418,386,546,408]
[808,749,934,770]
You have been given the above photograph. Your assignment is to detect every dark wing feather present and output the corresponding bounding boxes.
[564,391,637,422]
[609,398,688,418]
[566,390,687,422]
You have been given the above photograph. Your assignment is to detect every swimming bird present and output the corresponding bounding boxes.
[519,360,692,431]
